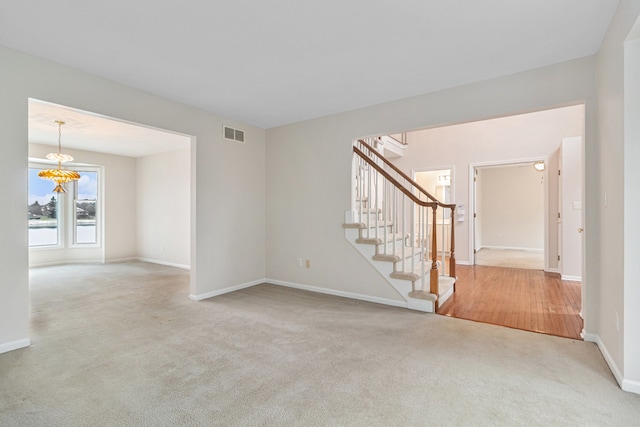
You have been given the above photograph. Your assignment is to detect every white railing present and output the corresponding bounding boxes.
[353,139,456,295]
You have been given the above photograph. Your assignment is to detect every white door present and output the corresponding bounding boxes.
[560,137,583,281]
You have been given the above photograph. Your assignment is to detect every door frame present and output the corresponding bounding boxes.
[468,157,549,270]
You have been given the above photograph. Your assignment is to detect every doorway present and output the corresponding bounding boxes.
[472,161,546,270]
[27,99,192,269]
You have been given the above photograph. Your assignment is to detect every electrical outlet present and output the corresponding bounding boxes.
[305,259,311,268]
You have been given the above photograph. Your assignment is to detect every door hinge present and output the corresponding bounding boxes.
[558,255,561,261]
[474,213,477,218]
[558,212,561,219]
[558,170,561,176]
[474,249,477,254]
[474,177,477,182]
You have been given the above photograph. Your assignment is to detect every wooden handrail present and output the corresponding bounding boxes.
[357,140,456,209]
[353,138,458,300]
[354,146,437,209]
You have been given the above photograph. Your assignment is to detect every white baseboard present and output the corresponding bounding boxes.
[137,258,190,270]
[583,333,628,392]
[266,278,407,309]
[480,245,544,253]
[29,259,104,268]
[456,260,471,266]
[588,333,640,394]
[561,274,582,282]
[0,338,30,355]
[545,268,560,274]
[622,378,640,394]
[106,257,138,263]
[189,279,264,301]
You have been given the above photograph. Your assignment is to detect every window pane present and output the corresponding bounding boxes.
[75,171,98,244]
[28,168,59,246]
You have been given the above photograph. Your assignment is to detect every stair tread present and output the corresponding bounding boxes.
[391,265,456,293]
[373,246,424,262]
[390,264,433,281]
[342,221,393,230]
[356,233,405,245]
[407,290,438,302]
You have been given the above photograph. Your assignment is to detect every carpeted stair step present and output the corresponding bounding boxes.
[373,246,424,262]
[356,233,406,245]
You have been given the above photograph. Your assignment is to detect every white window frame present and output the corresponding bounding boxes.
[69,166,102,248]
[28,163,63,249]
[28,161,103,250]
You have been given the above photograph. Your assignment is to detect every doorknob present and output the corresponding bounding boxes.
[577,227,584,233]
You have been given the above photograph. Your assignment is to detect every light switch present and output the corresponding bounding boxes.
[572,201,582,210]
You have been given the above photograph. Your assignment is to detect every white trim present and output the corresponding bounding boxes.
[545,267,560,274]
[0,338,30,355]
[137,258,190,270]
[456,260,471,266]
[29,259,104,268]
[622,379,640,395]
[479,245,544,253]
[105,257,138,263]
[189,279,264,301]
[266,278,407,308]
[583,333,625,389]
[469,157,548,268]
[561,274,582,282]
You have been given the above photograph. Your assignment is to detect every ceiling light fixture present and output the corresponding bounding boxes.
[38,120,80,193]
[533,161,545,172]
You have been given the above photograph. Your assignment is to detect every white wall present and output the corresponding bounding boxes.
[624,12,640,389]
[477,165,544,251]
[0,46,266,354]
[266,56,598,318]
[28,143,137,266]
[624,8,640,393]
[136,147,190,268]
[391,105,584,267]
[595,0,640,392]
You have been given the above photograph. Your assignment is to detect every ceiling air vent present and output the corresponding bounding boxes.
[223,125,245,143]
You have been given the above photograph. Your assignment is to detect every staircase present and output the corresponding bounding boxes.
[344,139,457,313]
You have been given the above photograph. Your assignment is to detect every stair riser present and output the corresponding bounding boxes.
[393,258,431,274]
[358,224,395,239]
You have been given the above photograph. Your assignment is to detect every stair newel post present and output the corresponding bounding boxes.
[420,204,427,292]
[357,155,362,218]
[373,169,379,241]
[367,156,372,237]
[430,205,439,296]
[449,206,456,278]
[383,178,388,244]
[401,193,406,273]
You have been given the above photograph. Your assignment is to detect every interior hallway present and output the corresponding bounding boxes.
[475,248,544,270]
[438,264,582,339]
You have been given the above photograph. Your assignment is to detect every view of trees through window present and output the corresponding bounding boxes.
[28,167,98,247]
[28,168,59,246]
[75,171,98,244]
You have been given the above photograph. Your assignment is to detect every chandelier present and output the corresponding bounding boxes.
[38,120,80,193]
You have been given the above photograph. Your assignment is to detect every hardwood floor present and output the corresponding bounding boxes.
[437,264,583,339]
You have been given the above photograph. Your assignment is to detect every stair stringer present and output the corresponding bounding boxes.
[344,227,436,312]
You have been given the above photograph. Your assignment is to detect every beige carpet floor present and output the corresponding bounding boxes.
[1,261,639,426]
[475,248,544,270]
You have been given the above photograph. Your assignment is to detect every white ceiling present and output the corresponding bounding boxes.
[1,1,619,130]
[29,100,190,158]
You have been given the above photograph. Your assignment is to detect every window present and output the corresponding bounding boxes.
[28,164,101,248]
[74,171,98,244]
[28,167,59,247]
